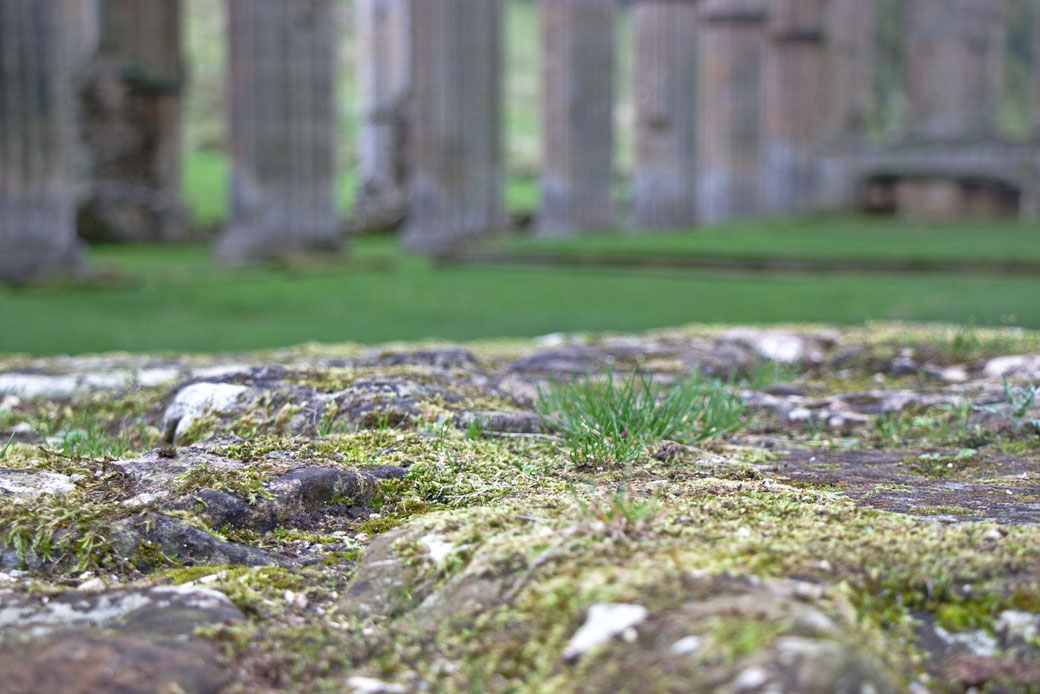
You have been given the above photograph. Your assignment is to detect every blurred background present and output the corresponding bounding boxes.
[1,0,1038,355]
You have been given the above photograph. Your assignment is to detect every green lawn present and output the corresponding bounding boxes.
[1,232,1038,355]
[484,216,1040,265]
[183,150,540,229]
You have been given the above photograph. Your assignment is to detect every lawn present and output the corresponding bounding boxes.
[1,230,1038,355]
[482,216,1040,265]
[182,150,540,229]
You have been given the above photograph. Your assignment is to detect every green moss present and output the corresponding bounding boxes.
[707,617,786,663]
[173,460,277,503]
[912,505,979,516]
[355,516,405,535]
[0,494,124,572]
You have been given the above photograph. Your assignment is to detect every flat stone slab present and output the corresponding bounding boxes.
[776,448,1040,524]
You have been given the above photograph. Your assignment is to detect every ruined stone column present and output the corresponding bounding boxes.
[402,0,503,254]
[79,0,186,243]
[904,0,1006,141]
[762,0,826,214]
[353,0,410,231]
[696,0,767,222]
[66,0,100,65]
[631,0,700,229]
[537,0,616,236]
[823,0,877,143]
[217,0,340,262]
[817,0,878,211]
[0,0,85,285]
[1034,0,1040,140]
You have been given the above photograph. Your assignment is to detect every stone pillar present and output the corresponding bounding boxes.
[824,0,877,142]
[762,0,826,214]
[0,0,85,285]
[696,0,767,222]
[354,0,410,231]
[217,0,340,262]
[403,0,503,254]
[818,0,878,211]
[632,0,699,229]
[66,0,100,65]
[79,0,186,243]
[904,0,1006,141]
[537,0,616,236]
[1034,0,1040,140]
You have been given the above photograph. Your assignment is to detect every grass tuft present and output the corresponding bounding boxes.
[536,370,746,466]
[573,486,668,538]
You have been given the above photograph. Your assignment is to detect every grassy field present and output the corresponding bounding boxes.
[1,230,1038,355]
[183,150,540,228]
[485,216,1040,265]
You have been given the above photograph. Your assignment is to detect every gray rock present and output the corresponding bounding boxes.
[185,465,404,533]
[0,584,242,643]
[0,469,75,498]
[453,410,547,434]
[114,444,247,495]
[369,347,478,370]
[110,513,279,567]
[0,584,242,693]
[0,632,230,694]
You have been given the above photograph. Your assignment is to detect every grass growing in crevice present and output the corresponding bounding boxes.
[572,485,667,538]
[974,379,1040,437]
[740,360,803,391]
[535,370,747,466]
[0,432,13,460]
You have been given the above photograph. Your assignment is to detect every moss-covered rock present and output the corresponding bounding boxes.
[2,323,1040,692]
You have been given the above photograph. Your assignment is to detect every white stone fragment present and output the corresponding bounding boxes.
[731,666,769,691]
[162,382,248,442]
[670,635,703,655]
[0,371,146,399]
[0,469,75,498]
[419,534,455,564]
[983,354,1040,380]
[347,676,407,694]
[933,625,998,658]
[562,603,648,659]
[997,610,1040,645]
[120,491,169,508]
[135,367,181,387]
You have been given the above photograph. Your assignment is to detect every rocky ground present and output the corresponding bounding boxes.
[2,322,1040,693]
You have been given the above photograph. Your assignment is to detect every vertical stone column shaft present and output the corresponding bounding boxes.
[0,0,84,284]
[354,0,410,230]
[1034,0,1040,139]
[403,0,503,253]
[218,0,339,262]
[80,0,185,243]
[537,0,616,236]
[904,0,1006,141]
[696,0,767,222]
[762,0,826,213]
[632,0,699,229]
[824,0,877,142]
